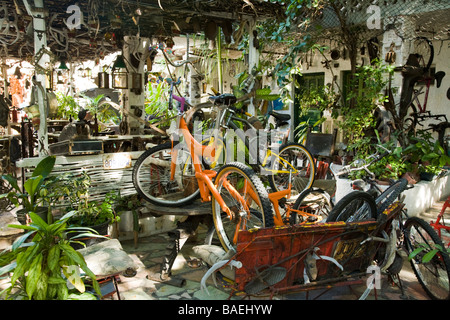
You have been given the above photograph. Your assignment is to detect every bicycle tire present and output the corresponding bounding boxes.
[290,187,332,224]
[132,141,201,207]
[211,162,274,251]
[413,37,434,72]
[326,191,377,223]
[403,216,450,300]
[268,142,316,196]
[375,178,408,215]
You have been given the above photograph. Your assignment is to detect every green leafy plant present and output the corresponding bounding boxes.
[56,93,79,120]
[145,80,176,128]
[335,59,394,156]
[80,93,119,126]
[68,190,121,227]
[0,211,102,300]
[0,156,57,221]
[405,130,450,175]
[408,242,450,263]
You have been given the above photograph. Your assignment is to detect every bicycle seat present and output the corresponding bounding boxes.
[269,111,291,122]
[209,93,237,106]
[435,71,445,88]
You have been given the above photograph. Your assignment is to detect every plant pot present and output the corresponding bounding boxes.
[419,171,435,181]
[69,219,111,250]
[16,206,50,224]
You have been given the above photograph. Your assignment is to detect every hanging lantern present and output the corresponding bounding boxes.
[84,67,92,78]
[77,67,85,77]
[98,66,110,89]
[57,59,69,70]
[56,71,65,84]
[112,55,128,89]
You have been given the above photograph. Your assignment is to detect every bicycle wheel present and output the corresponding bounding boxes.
[375,178,408,215]
[132,141,201,207]
[268,142,315,196]
[326,191,377,223]
[290,187,332,224]
[403,216,450,300]
[212,162,274,251]
[412,37,434,71]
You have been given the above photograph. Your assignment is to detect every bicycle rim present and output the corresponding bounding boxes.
[268,142,315,196]
[132,142,200,207]
[291,188,332,224]
[404,217,450,300]
[212,162,274,251]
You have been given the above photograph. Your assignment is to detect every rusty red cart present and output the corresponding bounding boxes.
[225,202,406,298]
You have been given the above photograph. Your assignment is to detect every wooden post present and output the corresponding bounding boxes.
[24,0,49,156]
[123,36,150,135]
[246,19,259,115]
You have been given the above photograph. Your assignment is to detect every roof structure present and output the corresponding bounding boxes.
[0,0,285,63]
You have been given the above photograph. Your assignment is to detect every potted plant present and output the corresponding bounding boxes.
[0,211,102,300]
[114,193,142,246]
[66,190,121,248]
[0,156,57,224]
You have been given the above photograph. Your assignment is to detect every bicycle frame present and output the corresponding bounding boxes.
[430,195,450,247]
[207,106,300,178]
[169,92,261,231]
[412,77,431,114]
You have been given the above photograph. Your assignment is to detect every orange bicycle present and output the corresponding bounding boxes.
[132,78,273,251]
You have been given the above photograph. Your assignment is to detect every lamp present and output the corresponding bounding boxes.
[112,55,128,89]
[77,67,85,77]
[98,65,110,89]
[84,67,92,78]
[56,70,64,84]
[57,59,69,70]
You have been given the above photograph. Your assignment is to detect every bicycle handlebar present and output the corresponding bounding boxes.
[336,145,391,178]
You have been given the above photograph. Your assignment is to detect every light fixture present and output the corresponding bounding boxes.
[77,67,85,77]
[84,67,92,78]
[57,59,69,70]
[98,65,110,89]
[56,70,65,84]
[112,55,128,89]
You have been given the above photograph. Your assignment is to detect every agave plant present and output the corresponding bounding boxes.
[0,211,104,300]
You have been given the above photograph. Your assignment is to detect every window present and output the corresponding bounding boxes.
[294,73,325,138]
